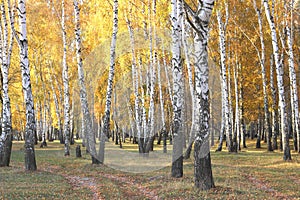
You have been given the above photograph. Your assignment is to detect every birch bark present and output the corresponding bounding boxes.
[73,0,99,163]
[184,0,215,190]
[99,0,119,163]
[264,0,291,160]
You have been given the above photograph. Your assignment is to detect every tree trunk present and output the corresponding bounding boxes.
[74,0,98,163]
[61,0,70,156]
[217,9,234,152]
[270,55,278,150]
[0,1,13,167]
[126,17,142,153]
[264,0,291,160]
[285,0,299,153]
[171,0,183,178]
[99,0,119,164]
[253,0,273,151]
[184,0,215,189]
[15,0,37,170]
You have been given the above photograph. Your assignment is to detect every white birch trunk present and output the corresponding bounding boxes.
[48,69,62,144]
[253,0,273,151]
[285,0,299,153]
[0,1,12,167]
[126,17,142,152]
[61,0,70,156]
[16,0,37,170]
[99,0,118,163]
[270,55,279,149]
[171,0,183,178]
[157,54,166,153]
[217,10,234,152]
[147,0,155,152]
[73,0,98,163]
[184,0,215,189]
[234,63,240,151]
[264,0,291,160]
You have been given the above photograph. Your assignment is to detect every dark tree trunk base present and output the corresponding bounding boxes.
[76,145,82,158]
[24,143,37,171]
[171,155,183,178]
[194,150,214,190]
[0,135,13,167]
[40,141,47,148]
[92,156,101,164]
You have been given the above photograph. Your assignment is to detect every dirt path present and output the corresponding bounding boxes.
[100,173,159,200]
[43,165,159,200]
[65,175,104,200]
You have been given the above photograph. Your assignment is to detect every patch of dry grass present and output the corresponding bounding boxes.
[0,139,299,199]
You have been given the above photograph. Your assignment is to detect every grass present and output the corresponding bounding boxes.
[0,139,299,199]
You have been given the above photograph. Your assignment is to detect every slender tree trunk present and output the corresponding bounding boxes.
[126,17,142,153]
[270,55,278,150]
[157,49,166,153]
[264,0,291,160]
[217,9,234,152]
[48,68,62,144]
[253,0,273,151]
[285,0,299,153]
[61,0,70,156]
[233,62,240,151]
[0,1,13,167]
[171,0,183,178]
[146,0,156,153]
[73,0,99,163]
[99,0,118,164]
[239,67,246,148]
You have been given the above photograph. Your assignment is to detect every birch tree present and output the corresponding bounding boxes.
[126,17,143,152]
[99,0,119,164]
[11,0,37,170]
[61,0,71,156]
[0,0,14,167]
[216,6,235,152]
[73,0,99,163]
[264,0,291,160]
[270,55,279,150]
[184,0,215,190]
[253,0,272,151]
[285,0,299,153]
[171,0,184,178]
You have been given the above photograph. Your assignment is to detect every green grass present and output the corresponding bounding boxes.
[0,139,299,199]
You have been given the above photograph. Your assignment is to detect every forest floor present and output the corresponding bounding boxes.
[0,139,299,200]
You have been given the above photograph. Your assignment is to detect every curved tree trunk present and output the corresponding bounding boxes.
[73,0,99,163]
[99,0,119,164]
[264,0,291,160]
